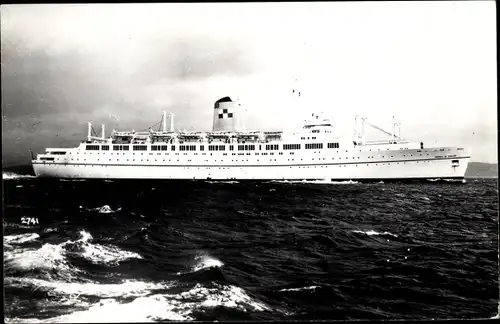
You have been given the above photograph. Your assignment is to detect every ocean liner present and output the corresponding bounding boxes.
[32,96,471,180]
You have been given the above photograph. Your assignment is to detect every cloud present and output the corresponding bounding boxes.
[133,35,257,84]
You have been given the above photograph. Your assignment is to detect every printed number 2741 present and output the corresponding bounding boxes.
[21,217,39,225]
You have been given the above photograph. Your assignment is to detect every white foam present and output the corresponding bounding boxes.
[3,172,35,180]
[168,283,270,312]
[4,231,141,274]
[6,277,170,299]
[192,254,224,272]
[80,242,142,266]
[206,181,240,184]
[77,230,93,243]
[193,283,269,312]
[273,179,358,184]
[4,233,40,245]
[353,230,398,237]
[278,285,319,292]
[4,242,76,276]
[71,230,142,266]
[10,296,191,323]
[92,205,115,214]
[3,222,35,230]
[5,282,269,323]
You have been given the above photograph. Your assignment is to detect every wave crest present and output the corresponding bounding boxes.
[352,230,398,237]
[3,172,35,180]
[4,230,142,277]
[4,233,40,245]
[271,179,358,184]
[192,254,224,272]
[5,282,270,323]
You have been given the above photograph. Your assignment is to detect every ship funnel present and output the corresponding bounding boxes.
[87,122,92,141]
[170,113,174,132]
[101,124,105,139]
[212,96,244,132]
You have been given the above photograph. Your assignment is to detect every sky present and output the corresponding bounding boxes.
[1,1,497,166]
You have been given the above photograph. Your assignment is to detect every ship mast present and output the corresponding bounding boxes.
[162,111,167,132]
[353,115,358,142]
[170,113,175,132]
[392,116,395,143]
[87,122,92,142]
[360,117,366,144]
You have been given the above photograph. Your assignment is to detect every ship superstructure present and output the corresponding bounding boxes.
[32,96,471,180]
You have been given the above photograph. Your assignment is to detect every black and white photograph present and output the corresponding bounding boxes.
[2,1,498,322]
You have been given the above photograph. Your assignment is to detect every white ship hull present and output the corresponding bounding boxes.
[32,147,471,181]
[31,96,473,181]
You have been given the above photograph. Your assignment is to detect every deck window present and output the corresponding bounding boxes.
[283,144,300,150]
[180,145,195,151]
[265,144,279,150]
[238,145,255,151]
[306,143,323,149]
[86,145,99,151]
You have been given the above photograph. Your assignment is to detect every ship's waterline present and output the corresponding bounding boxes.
[31,96,472,180]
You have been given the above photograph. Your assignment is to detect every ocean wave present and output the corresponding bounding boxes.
[176,254,224,275]
[192,254,224,272]
[278,285,319,292]
[3,172,35,180]
[352,230,398,237]
[5,277,170,299]
[79,240,142,266]
[205,180,240,184]
[89,205,121,214]
[65,230,142,266]
[3,222,37,230]
[4,242,76,277]
[5,282,269,323]
[271,179,358,184]
[4,233,40,245]
[175,283,270,312]
[13,295,193,323]
[4,231,142,276]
